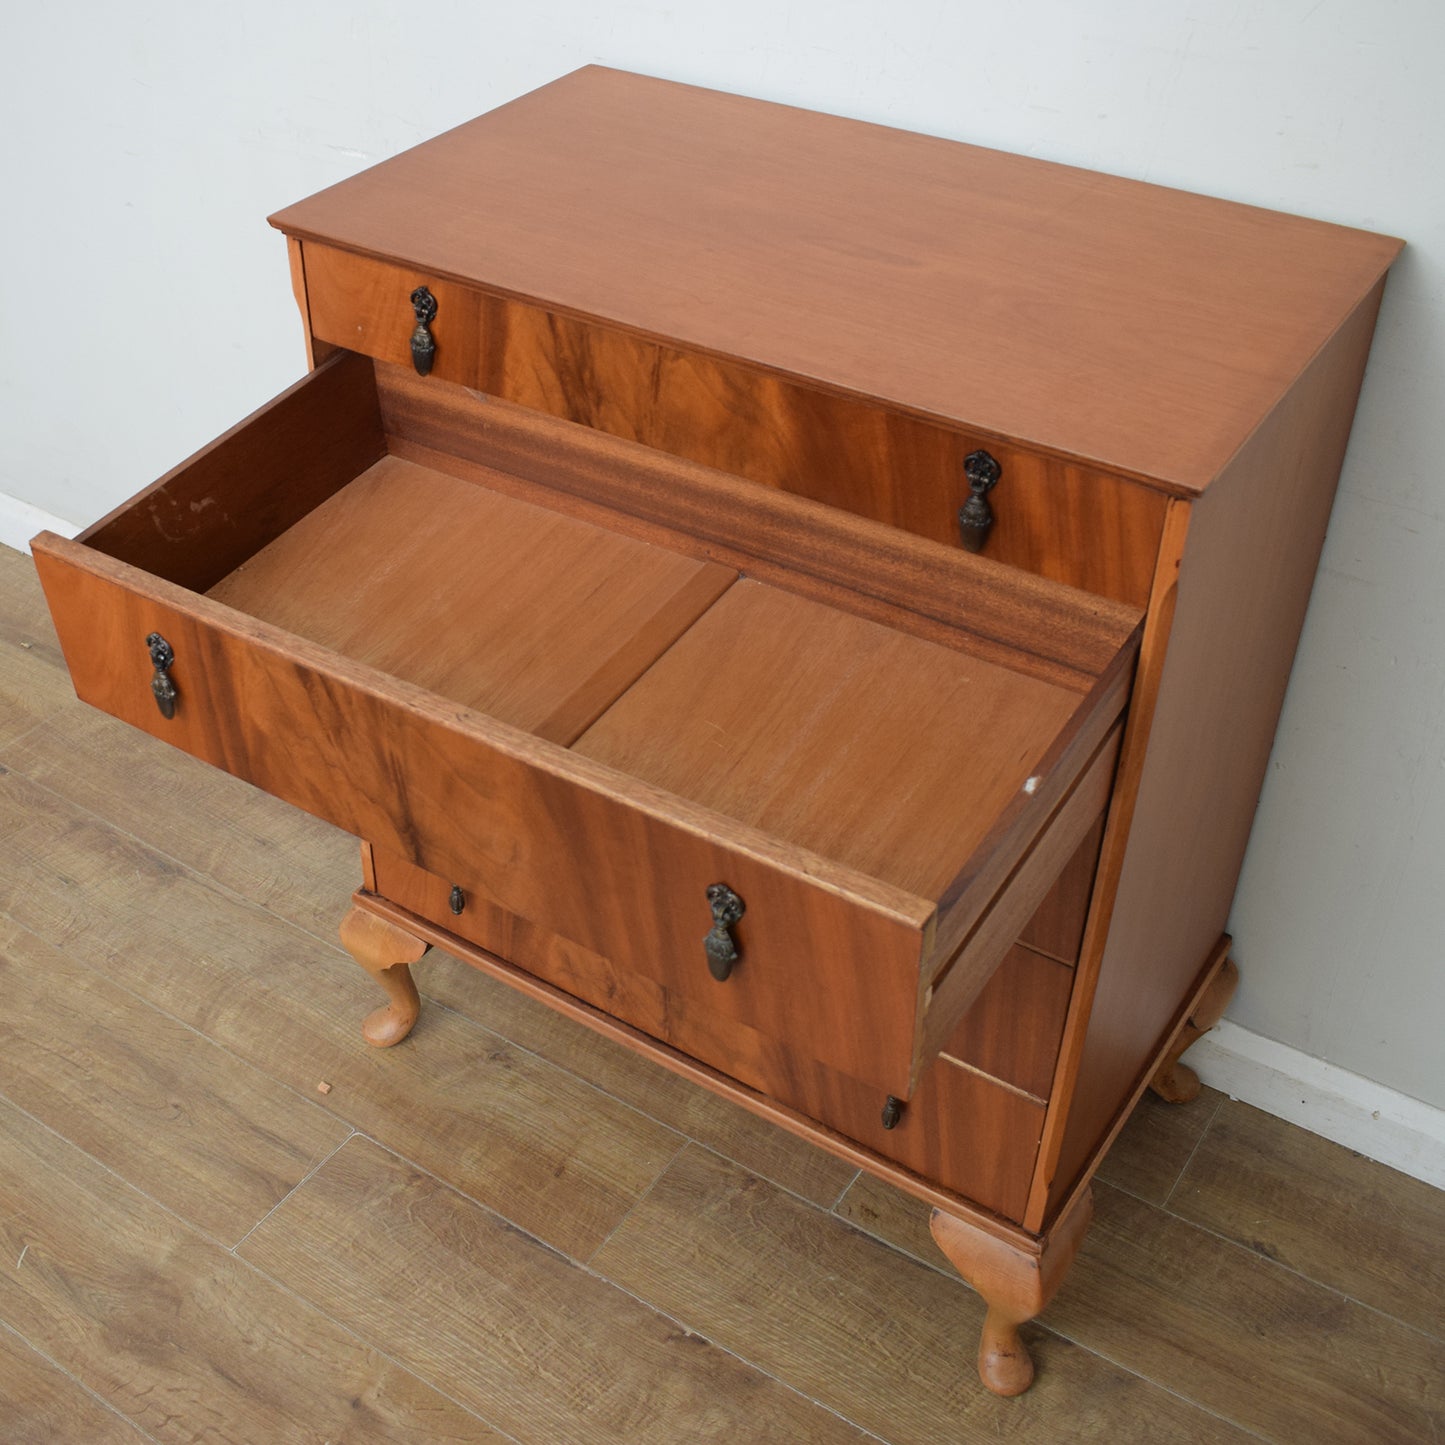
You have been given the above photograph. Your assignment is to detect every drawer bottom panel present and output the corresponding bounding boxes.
[370,845,1047,1221]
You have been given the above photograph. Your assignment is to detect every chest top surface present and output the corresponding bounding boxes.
[271,66,1399,494]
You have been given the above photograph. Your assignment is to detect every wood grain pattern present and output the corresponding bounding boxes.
[1020,498,1192,1227]
[0,624,73,749]
[80,350,383,593]
[352,886,1042,1223]
[0,544,66,668]
[0,545,73,745]
[5,546,1435,1437]
[307,246,1168,605]
[574,577,1083,900]
[392,830,1071,1110]
[1092,1086,1225,1208]
[32,537,944,1101]
[1039,278,1393,1221]
[208,454,736,744]
[0,767,684,1262]
[837,1161,1445,1442]
[407,932,859,1208]
[1049,1183,1445,1445]
[0,701,359,947]
[0,1095,504,1443]
[0,914,350,1246]
[1170,1101,1445,1340]
[940,944,1073,1102]
[918,730,1118,1078]
[0,1329,149,1445]
[240,1136,875,1445]
[593,1145,1259,1443]
[1018,815,1105,965]
[272,67,1400,491]
[377,362,1147,681]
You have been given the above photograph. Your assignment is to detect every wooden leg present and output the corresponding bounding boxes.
[1149,954,1240,1104]
[339,905,429,1047]
[930,1187,1093,1397]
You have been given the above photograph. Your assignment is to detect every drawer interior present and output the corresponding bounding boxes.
[40,349,1142,1103]
[572,579,1079,900]
[207,455,734,745]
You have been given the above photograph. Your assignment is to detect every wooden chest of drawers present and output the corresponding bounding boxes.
[31,67,1401,1395]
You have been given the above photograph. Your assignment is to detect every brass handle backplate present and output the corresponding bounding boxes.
[957,449,1002,553]
[146,632,177,720]
[704,883,745,981]
[410,286,437,375]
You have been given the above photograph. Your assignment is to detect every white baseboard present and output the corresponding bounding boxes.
[0,493,79,555]
[1192,1021,1445,1190]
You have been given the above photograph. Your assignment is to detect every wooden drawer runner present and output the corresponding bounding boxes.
[32,350,1138,1118]
[299,240,1169,606]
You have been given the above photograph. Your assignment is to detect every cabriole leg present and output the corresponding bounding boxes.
[930,1187,1093,1397]
[1149,954,1240,1104]
[339,905,429,1047]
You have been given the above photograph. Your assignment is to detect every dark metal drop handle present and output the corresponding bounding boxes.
[703,883,745,982]
[410,285,437,376]
[957,449,1002,554]
[146,632,177,720]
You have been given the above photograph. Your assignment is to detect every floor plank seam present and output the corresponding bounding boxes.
[0,748,354,955]
[1014,1314,1279,1445]
[0,1085,245,1258]
[0,1316,165,1444]
[230,1128,359,1255]
[221,1242,530,1445]
[0,718,59,763]
[0,909,361,1167]
[342,1133,893,1443]
[415,984,856,1214]
[1151,1199,1445,1348]
[826,1166,864,1215]
[576,1271,896,1444]
[1159,1090,1227,1210]
[581,1134,695,1270]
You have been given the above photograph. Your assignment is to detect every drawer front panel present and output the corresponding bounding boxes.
[366,851,1042,1222]
[301,242,1168,606]
[33,538,930,1099]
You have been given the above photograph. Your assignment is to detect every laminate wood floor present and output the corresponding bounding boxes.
[1,543,1440,1444]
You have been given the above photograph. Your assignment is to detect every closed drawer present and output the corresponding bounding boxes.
[299,240,1169,606]
[368,843,1054,1223]
[33,350,1138,1115]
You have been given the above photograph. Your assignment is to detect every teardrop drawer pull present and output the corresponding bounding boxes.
[703,883,745,981]
[957,449,1002,553]
[146,632,177,720]
[410,286,438,376]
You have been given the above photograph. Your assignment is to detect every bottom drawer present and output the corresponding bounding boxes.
[369,844,1079,1222]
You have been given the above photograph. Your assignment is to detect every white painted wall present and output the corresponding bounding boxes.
[3,4,1442,1114]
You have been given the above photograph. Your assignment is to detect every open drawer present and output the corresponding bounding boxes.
[32,351,1141,1117]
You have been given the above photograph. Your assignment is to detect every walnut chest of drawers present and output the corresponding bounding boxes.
[31,67,1401,1395]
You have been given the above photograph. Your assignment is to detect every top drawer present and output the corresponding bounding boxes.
[296,241,1169,607]
[32,351,1140,1110]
